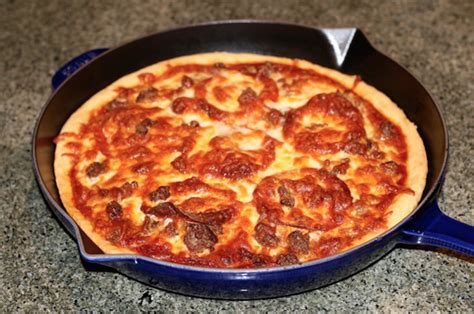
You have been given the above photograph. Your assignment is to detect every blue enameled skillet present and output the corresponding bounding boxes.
[32,21,474,299]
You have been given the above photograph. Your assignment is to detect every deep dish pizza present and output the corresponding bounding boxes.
[54,52,427,268]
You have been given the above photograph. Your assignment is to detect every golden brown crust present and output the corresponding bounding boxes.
[54,52,427,264]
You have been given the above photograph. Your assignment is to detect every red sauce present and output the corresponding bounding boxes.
[258,75,279,102]
[171,97,227,121]
[138,72,157,85]
[212,86,229,102]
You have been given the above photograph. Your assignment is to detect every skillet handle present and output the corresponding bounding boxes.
[399,200,474,256]
[51,48,108,91]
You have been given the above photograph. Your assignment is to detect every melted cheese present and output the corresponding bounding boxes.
[61,57,417,267]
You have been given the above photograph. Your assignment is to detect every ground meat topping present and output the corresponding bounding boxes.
[266,109,283,125]
[254,223,279,248]
[106,201,122,220]
[188,120,200,128]
[146,202,178,217]
[287,230,310,254]
[171,97,189,114]
[149,186,171,202]
[106,98,128,111]
[276,253,299,266]
[163,221,178,237]
[220,157,258,180]
[136,87,158,103]
[141,216,159,235]
[379,122,396,140]
[120,181,138,197]
[184,223,218,252]
[86,162,106,178]
[238,87,258,106]
[278,186,295,207]
[381,161,399,175]
[135,118,154,135]
[331,158,350,175]
[185,207,233,226]
[171,155,187,173]
[181,75,194,88]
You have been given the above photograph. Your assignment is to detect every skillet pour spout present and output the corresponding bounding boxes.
[33,21,474,299]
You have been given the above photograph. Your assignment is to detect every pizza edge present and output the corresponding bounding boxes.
[349,81,427,248]
[54,52,428,260]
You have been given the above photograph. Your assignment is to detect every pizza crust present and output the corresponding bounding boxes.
[55,52,427,262]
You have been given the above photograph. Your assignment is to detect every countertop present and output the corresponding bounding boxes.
[1,0,472,311]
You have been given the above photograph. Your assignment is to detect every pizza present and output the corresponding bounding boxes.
[54,52,427,268]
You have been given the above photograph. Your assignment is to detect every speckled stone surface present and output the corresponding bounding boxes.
[1,0,473,311]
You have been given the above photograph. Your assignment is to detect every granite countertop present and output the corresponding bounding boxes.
[1,0,472,311]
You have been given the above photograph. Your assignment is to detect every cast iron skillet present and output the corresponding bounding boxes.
[32,21,474,299]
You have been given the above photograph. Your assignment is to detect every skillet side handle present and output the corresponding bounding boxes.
[399,201,474,256]
[51,48,108,91]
